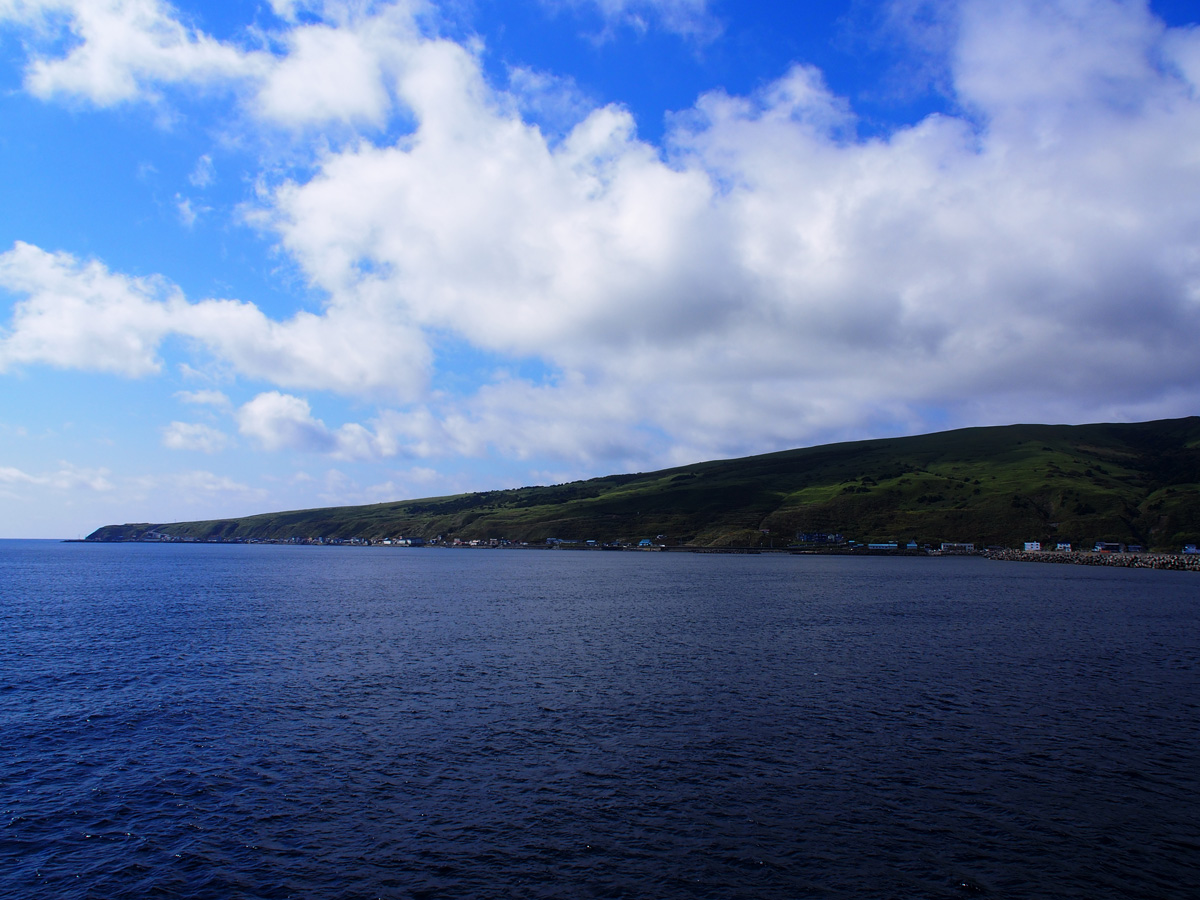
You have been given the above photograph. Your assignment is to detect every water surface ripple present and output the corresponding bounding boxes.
[2,542,1198,898]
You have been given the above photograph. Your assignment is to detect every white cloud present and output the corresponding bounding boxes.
[265,96,721,359]
[953,0,1167,121]
[506,66,593,137]
[162,421,230,453]
[175,194,201,227]
[3,0,1200,474]
[1164,24,1200,92]
[189,153,214,187]
[3,0,265,105]
[252,11,409,129]
[0,466,37,486]
[0,241,177,376]
[235,391,393,459]
[235,391,336,453]
[255,0,1200,461]
[176,296,429,399]
[0,462,113,491]
[0,460,268,536]
[113,469,269,523]
[0,242,430,398]
[175,388,232,409]
[0,0,426,129]
[545,0,717,39]
[131,469,256,495]
[367,374,649,463]
[284,464,465,508]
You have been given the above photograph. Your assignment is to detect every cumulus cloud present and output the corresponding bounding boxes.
[252,8,412,129]
[0,241,178,376]
[0,0,426,129]
[265,0,1200,461]
[235,391,392,459]
[1,0,264,105]
[0,242,429,398]
[3,0,1200,472]
[236,391,336,453]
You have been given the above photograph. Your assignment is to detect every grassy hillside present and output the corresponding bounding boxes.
[87,417,1200,551]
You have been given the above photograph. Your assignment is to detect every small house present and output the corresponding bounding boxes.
[940,542,975,553]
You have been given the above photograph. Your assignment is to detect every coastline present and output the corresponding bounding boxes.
[51,539,1200,571]
[984,549,1200,571]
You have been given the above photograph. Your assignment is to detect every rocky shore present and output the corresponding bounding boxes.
[984,549,1200,571]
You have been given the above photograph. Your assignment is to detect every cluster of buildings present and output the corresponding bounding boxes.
[790,533,975,553]
[1022,540,1143,553]
[793,534,1199,555]
[1022,540,1200,554]
[114,529,1200,555]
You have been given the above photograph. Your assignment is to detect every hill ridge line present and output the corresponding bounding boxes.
[86,417,1200,552]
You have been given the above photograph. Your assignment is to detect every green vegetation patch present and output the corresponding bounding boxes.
[87,417,1200,551]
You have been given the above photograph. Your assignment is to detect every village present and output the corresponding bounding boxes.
[127,528,1200,566]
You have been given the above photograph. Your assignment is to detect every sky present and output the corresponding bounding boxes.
[1,0,1199,538]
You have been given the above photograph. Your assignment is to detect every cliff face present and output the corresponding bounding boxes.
[86,417,1200,551]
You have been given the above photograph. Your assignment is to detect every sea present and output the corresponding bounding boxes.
[2,539,1198,899]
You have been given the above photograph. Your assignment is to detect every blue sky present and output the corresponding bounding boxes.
[1,0,1199,537]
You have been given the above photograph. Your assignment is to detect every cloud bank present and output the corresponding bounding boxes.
[2,0,1199,471]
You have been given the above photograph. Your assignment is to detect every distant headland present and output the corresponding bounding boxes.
[85,417,1200,555]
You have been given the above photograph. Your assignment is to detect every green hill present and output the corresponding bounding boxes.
[86,417,1200,551]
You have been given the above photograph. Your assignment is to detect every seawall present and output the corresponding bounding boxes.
[984,549,1200,571]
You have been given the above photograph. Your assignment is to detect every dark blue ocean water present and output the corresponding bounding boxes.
[2,541,1198,899]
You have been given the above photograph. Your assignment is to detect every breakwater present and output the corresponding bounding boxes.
[985,549,1200,571]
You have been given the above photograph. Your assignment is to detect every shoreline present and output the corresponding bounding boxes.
[984,549,1200,571]
[57,539,1200,570]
